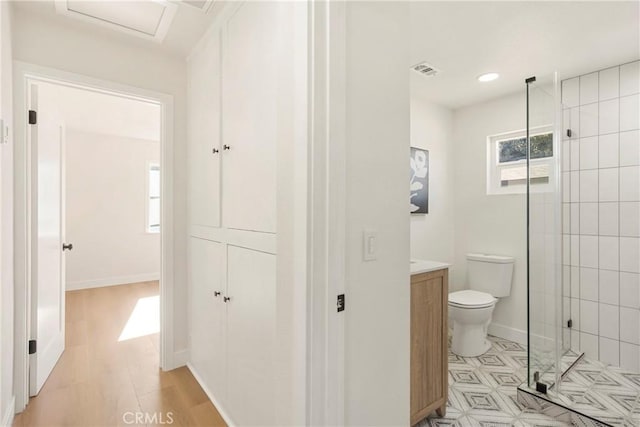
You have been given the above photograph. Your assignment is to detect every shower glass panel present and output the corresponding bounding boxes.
[526,74,563,389]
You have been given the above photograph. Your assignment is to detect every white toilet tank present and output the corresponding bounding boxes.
[466,253,515,297]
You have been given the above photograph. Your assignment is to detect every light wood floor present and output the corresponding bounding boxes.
[13,281,226,427]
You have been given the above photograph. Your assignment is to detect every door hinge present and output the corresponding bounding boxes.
[337,294,345,312]
[567,319,573,328]
[28,340,36,355]
[28,110,37,125]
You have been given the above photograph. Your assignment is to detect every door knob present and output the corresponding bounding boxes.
[62,243,73,251]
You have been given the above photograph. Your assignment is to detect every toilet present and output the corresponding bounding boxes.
[448,253,515,357]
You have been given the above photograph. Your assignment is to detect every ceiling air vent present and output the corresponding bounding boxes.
[412,62,440,77]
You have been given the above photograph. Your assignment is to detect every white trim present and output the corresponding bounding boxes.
[1,396,15,427]
[173,349,189,368]
[187,363,235,427]
[146,161,161,234]
[488,322,527,346]
[12,61,176,412]
[66,273,161,291]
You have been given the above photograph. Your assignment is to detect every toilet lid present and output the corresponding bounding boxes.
[448,290,496,308]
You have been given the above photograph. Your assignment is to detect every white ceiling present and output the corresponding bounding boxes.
[38,81,161,141]
[410,1,640,109]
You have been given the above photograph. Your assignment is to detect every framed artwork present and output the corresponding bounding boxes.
[410,147,429,214]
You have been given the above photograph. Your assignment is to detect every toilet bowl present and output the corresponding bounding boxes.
[448,290,497,357]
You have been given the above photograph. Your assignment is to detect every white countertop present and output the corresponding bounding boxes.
[410,259,450,275]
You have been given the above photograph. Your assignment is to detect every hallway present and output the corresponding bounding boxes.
[12,282,226,427]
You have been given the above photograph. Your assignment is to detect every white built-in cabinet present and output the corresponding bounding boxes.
[187,1,289,425]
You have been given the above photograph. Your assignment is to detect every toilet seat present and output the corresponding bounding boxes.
[448,290,496,309]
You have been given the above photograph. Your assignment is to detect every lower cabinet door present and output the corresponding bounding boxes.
[226,245,277,426]
[189,237,226,402]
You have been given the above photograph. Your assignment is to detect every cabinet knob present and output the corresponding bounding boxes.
[212,148,219,154]
[214,291,221,297]
[223,296,231,303]
[223,145,231,151]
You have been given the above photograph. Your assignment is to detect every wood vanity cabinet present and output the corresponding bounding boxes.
[410,268,448,425]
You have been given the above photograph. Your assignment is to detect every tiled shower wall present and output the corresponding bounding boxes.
[561,60,640,372]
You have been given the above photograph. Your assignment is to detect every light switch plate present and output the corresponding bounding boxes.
[363,229,377,261]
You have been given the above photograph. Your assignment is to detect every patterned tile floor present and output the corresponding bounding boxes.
[421,335,571,426]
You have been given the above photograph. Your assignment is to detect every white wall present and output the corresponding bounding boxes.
[65,129,160,290]
[12,7,189,354]
[452,91,529,338]
[344,2,410,425]
[0,1,14,424]
[410,74,455,266]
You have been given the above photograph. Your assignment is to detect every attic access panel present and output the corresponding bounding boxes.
[54,0,178,43]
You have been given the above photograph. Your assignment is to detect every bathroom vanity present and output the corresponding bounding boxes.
[410,260,450,425]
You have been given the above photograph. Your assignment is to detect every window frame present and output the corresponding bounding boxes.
[146,162,161,234]
[486,125,555,195]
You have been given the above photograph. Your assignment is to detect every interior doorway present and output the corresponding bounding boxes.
[13,62,176,413]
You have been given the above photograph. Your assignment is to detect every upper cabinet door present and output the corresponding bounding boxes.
[188,29,222,228]
[222,2,281,233]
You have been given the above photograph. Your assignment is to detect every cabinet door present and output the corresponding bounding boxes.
[188,29,222,228]
[221,2,281,233]
[226,245,276,425]
[189,237,226,402]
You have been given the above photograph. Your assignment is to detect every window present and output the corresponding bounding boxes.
[487,127,555,195]
[147,164,160,233]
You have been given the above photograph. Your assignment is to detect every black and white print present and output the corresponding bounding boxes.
[410,147,429,214]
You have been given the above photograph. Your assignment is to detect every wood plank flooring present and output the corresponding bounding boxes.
[13,281,226,427]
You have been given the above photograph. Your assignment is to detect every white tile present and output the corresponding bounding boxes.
[620,94,640,131]
[620,237,640,273]
[620,166,640,201]
[620,342,640,371]
[571,236,580,267]
[580,72,599,105]
[599,303,619,339]
[620,202,640,237]
[599,99,619,135]
[569,107,580,139]
[562,140,571,171]
[599,67,619,101]
[572,170,583,202]
[562,172,570,203]
[571,139,580,171]
[580,299,599,334]
[579,136,598,170]
[563,234,570,265]
[598,133,619,169]
[571,266,580,297]
[620,130,640,167]
[599,202,618,236]
[620,60,640,96]
[563,297,571,325]
[571,329,580,352]
[580,103,599,137]
[580,235,598,268]
[598,168,618,202]
[599,269,619,305]
[580,332,599,359]
[563,328,570,350]
[599,337,620,366]
[562,77,580,107]
[620,272,640,309]
[579,170,597,202]
[571,203,580,234]
[563,265,571,296]
[580,267,599,301]
[579,203,596,235]
[563,203,570,233]
[599,236,619,270]
[620,307,640,344]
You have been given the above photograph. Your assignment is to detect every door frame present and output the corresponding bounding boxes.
[13,61,175,412]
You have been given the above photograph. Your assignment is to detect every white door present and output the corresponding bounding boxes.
[189,237,226,401]
[226,245,276,425]
[29,83,66,396]
[222,2,280,233]
[188,29,222,228]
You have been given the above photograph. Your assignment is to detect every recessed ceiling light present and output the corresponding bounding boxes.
[478,73,499,82]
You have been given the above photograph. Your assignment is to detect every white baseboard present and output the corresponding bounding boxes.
[187,363,235,427]
[1,396,15,427]
[66,273,160,291]
[173,349,189,368]
[488,322,527,346]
